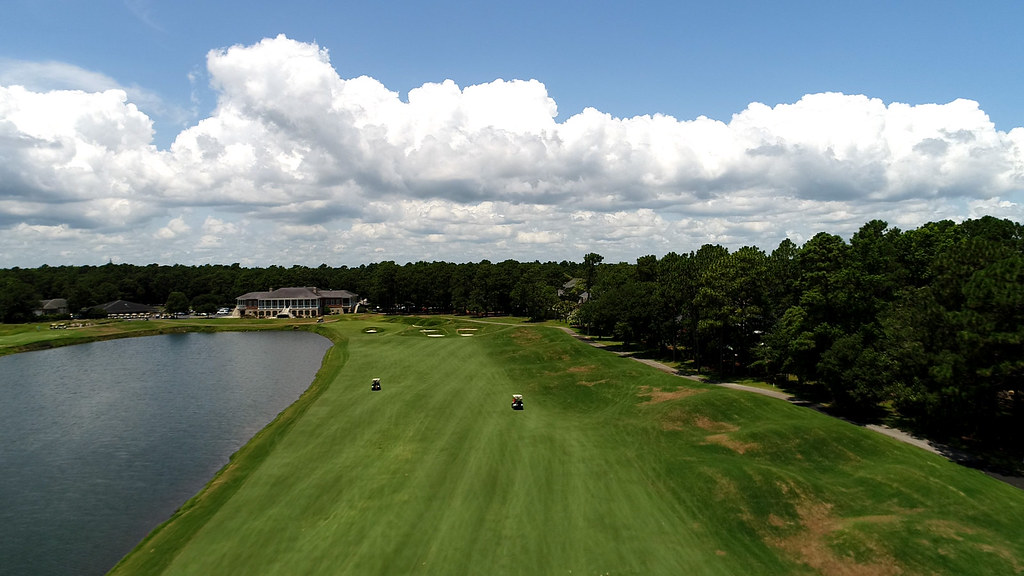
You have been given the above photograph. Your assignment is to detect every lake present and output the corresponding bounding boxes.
[0,330,332,576]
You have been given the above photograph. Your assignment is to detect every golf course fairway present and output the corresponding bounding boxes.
[110,317,1024,575]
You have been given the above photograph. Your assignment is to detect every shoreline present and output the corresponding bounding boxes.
[105,320,343,575]
[0,317,330,358]
[1,318,342,575]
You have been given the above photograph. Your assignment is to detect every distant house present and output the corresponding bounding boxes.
[34,298,70,317]
[558,278,589,304]
[235,287,359,319]
[95,300,157,318]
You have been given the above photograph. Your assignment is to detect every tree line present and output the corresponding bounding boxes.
[0,259,577,321]
[574,216,1022,457]
[2,216,1021,456]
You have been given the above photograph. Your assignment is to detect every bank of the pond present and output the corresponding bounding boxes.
[0,318,344,575]
[0,318,330,358]
[106,322,347,575]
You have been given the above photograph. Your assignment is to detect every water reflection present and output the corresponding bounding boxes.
[0,331,331,576]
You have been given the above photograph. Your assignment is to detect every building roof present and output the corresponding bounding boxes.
[39,298,68,311]
[236,287,317,300]
[267,287,321,299]
[97,300,156,314]
[319,289,356,298]
[236,287,357,300]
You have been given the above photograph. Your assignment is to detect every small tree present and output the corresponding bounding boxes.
[190,293,224,314]
[165,291,190,315]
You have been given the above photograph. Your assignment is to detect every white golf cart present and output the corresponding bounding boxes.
[511,394,524,410]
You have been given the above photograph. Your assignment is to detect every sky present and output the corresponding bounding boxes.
[2,0,1023,268]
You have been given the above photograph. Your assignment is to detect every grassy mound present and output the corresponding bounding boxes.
[110,317,1024,575]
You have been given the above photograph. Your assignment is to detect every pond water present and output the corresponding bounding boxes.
[0,330,332,576]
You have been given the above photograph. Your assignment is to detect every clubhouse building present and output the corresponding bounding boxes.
[235,287,359,319]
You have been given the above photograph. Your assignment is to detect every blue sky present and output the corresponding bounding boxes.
[1,0,1023,267]
[8,1,1024,140]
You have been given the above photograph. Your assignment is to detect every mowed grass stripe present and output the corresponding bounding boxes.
[152,321,730,574]
[114,317,1024,575]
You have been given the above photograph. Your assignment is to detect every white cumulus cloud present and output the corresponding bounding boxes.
[1,35,1023,267]
[155,216,191,239]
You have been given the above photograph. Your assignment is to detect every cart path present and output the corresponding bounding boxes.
[556,326,1024,490]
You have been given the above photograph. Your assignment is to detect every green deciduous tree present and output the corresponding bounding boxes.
[165,291,190,315]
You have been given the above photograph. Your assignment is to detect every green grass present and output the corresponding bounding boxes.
[0,319,162,355]
[75,316,1024,574]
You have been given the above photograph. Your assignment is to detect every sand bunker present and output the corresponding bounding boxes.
[427,334,445,338]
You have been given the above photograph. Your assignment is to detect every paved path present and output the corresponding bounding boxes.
[556,326,1024,489]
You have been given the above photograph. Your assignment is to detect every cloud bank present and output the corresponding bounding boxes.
[2,34,1023,266]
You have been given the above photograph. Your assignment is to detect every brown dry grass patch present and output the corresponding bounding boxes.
[922,519,974,541]
[704,433,759,454]
[567,365,596,373]
[636,385,703,405]
[767,498,905,576]
[659,408,689,430]
[708,471,741,502]
[694,416,754,453]
[643,403,737,432]
[511,328,541,345]
[693,415,738,433]
[977,543,1024,572]
[921,520,1022,572]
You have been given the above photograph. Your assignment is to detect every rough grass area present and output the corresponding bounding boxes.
[89,316,1024,575]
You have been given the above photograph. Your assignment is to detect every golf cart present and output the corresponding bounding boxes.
[371,377,381,391]
[511,394,523,410]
